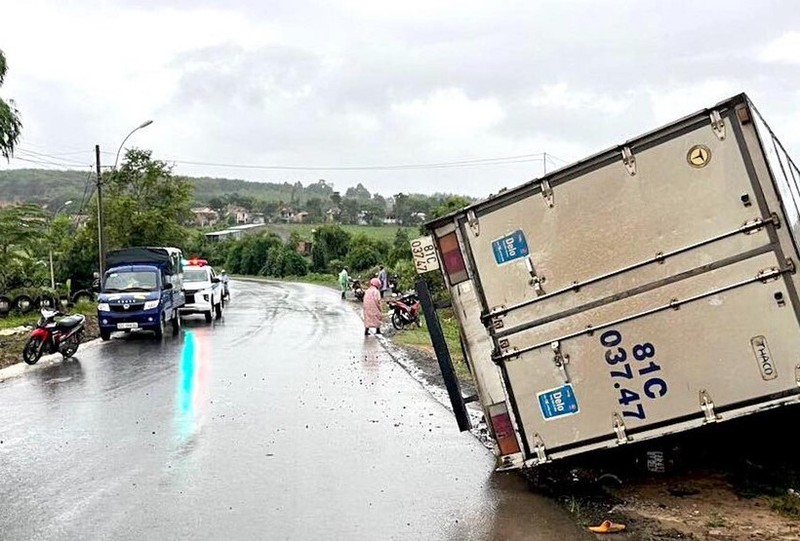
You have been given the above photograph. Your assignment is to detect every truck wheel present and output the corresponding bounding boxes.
[154,315,165,340]
[72,290,94,305]
[204,311,213,323]
[100,330,111,341]
[171,313,181,336]
[215,301,222,320]
[0,295,11,316]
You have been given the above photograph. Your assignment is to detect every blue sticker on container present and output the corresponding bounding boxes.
[492,230,529,265]
[537,384,579,420]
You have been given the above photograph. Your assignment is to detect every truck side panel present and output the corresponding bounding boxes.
[436,95,800,467]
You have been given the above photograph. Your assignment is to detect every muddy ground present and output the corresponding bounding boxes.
[383,324,800,541]
[0,312,99,369]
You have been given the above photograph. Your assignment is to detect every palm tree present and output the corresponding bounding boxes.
[0,49,22,159]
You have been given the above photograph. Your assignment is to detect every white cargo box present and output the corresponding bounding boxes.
[425,94,800,469]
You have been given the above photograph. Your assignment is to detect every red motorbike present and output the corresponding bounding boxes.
[22,309,86,365]
[388,292,422,330]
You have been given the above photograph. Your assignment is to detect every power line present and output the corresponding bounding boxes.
[77,168,95,216]
[169,152,548,172]
[14,150,92,169]
[11,145,571,173]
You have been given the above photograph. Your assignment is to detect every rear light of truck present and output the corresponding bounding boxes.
[487,402,521,456]
[438,232,469,285]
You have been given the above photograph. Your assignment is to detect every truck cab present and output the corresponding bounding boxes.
[180,260,223,322]
[97,247,185,341]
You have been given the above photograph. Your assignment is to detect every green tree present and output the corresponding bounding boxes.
[316,224,350,260]
[344,182,371,201]
[310,240,327,272]
[0,50,22,160]
[431,195,472,219]
[305,197,324,222]
[100,148,194,250]
[339,198,360,225]
[388,228,412,266]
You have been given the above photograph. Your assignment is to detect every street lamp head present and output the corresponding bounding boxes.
[138,120,154,129]
[64,200,73,206]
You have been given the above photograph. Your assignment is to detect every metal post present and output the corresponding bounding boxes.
[543,152,547,175]
[95,144,105,280]
[415,277,471,432]
[49,249,55,289]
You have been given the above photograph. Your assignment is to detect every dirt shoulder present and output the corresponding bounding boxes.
[381,315,800,541]
[0,311,99,370]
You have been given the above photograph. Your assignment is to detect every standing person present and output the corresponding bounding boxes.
[363,277,383,336]
[338,267,350,300]
[220,269,230,300]
[378,265,389,298]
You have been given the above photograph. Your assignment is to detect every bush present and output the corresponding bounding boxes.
[346,244,380,272]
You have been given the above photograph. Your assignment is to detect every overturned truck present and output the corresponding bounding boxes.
[417,93,800,471]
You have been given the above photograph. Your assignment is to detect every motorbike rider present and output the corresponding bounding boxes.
[220,269,230,298]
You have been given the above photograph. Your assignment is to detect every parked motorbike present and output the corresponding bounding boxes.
[388,292,422,330]
[22,309,86,365]
[350,278,365,302]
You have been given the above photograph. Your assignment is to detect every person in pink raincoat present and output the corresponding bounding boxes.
[363,277,383,336]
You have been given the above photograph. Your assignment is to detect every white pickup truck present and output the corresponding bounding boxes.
[416,93,800,471]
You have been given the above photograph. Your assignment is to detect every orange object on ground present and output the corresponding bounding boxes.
[588,520,626,533]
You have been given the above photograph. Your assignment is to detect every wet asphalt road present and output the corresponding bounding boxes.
[0,280,591,541]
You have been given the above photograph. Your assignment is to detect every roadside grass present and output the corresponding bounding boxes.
[770,494,800,519]
[391,308,473,383]
[0,312,39,330]
[0,299,97,330]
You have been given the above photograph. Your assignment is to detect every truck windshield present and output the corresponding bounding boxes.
[103,271,159,292]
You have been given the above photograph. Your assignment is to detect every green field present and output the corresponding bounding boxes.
[263,223,419,242]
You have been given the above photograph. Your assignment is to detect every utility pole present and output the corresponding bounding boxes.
[543,152,548,175]
[95,144,105,280]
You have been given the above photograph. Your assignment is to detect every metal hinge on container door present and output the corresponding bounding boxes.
[532,433,548,464]
[467,209,480,237]
[621,146,636,176]
[613,413,629,444]
[700,389,719,423]
[540,179,554,208]
[490,312,505,331]
[710,110,726,140]
[525,257,545,296]
[496,338,518,360]
[551,341,570,383]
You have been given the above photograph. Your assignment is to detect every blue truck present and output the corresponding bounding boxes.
[96,247,185,341]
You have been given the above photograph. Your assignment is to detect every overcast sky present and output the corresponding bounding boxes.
[1,0,798,197]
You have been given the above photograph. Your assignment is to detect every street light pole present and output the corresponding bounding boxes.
[114,120,154,169]
[50,200,73,289]
[96,145,105,280]
[96,119,154,282]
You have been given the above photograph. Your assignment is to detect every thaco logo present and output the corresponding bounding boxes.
[751,335,778,381]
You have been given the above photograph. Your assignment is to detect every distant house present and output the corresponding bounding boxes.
[279,206,295,223]
[191,207,219,227]
[410,212,427,223]
[251,213,266,224]
[292,211,309,224]
[382,216,398,225]
[225,204,251,224]
[204,223,270,242]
